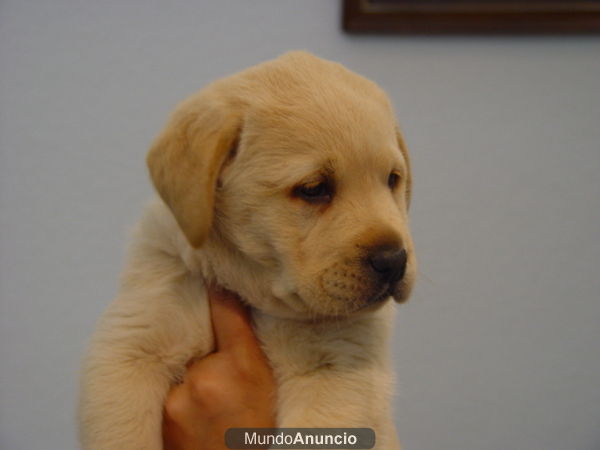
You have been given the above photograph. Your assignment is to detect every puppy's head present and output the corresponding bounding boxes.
[148,52,416,319]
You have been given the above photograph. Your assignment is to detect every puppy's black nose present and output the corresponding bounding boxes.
[368,247,407,284]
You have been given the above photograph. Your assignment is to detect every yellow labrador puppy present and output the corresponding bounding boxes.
[79,51,416,449]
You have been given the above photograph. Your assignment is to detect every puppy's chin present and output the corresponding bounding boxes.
[267,291,391,322]
[302,297,394,323]
[266,277,410,321]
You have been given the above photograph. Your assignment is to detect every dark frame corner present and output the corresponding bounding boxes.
[342,0,600,34]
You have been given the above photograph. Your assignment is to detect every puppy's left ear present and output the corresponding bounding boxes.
[147,93,240,248]
[396,126,412,209]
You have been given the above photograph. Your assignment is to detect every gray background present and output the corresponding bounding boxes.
[1,1,599,449]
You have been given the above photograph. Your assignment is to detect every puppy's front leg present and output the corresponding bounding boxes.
[275,368,400,450]
[79,347,171,450]
[255,305,401,450]
[79,275,213,450]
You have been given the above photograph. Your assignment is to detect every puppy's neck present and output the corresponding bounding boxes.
[194,233,274,305]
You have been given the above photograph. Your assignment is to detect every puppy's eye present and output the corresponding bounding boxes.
[294,181,333,204]
[388,172,401,190]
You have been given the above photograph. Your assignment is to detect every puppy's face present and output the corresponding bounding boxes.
[215,92,415,319]
[148,52,416,319]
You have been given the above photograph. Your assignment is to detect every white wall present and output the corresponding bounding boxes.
[1,1,599,449]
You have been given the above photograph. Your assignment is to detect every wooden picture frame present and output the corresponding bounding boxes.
[343,0,600,33]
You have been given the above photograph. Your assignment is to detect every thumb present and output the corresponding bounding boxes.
[208,285,260,354]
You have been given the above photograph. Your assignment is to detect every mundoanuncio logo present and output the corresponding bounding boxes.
[225,428,376,449]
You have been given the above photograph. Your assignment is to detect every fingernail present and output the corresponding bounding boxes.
[208,283,235,300]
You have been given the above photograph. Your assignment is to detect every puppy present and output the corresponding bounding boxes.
[79,51,416,450]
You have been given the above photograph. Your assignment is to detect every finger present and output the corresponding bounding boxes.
[163,382,210,449]
[163,382,195,427]
[208,285,261,354]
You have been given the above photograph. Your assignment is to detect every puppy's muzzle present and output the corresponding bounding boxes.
[366,245,407,303]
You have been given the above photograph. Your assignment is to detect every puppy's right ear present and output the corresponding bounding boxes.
[396,126,412,210]
[147,93,240,248]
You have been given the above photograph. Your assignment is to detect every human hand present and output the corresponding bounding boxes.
[162,286,277,450]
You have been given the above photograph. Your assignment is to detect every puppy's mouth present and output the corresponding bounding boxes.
[277,279,408,320]
[367,283,393,304]
[366,280,410,306]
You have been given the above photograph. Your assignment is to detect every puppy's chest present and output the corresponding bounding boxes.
[252,312,387,380]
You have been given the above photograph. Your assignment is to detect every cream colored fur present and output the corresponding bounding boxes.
[79,51,416,450]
